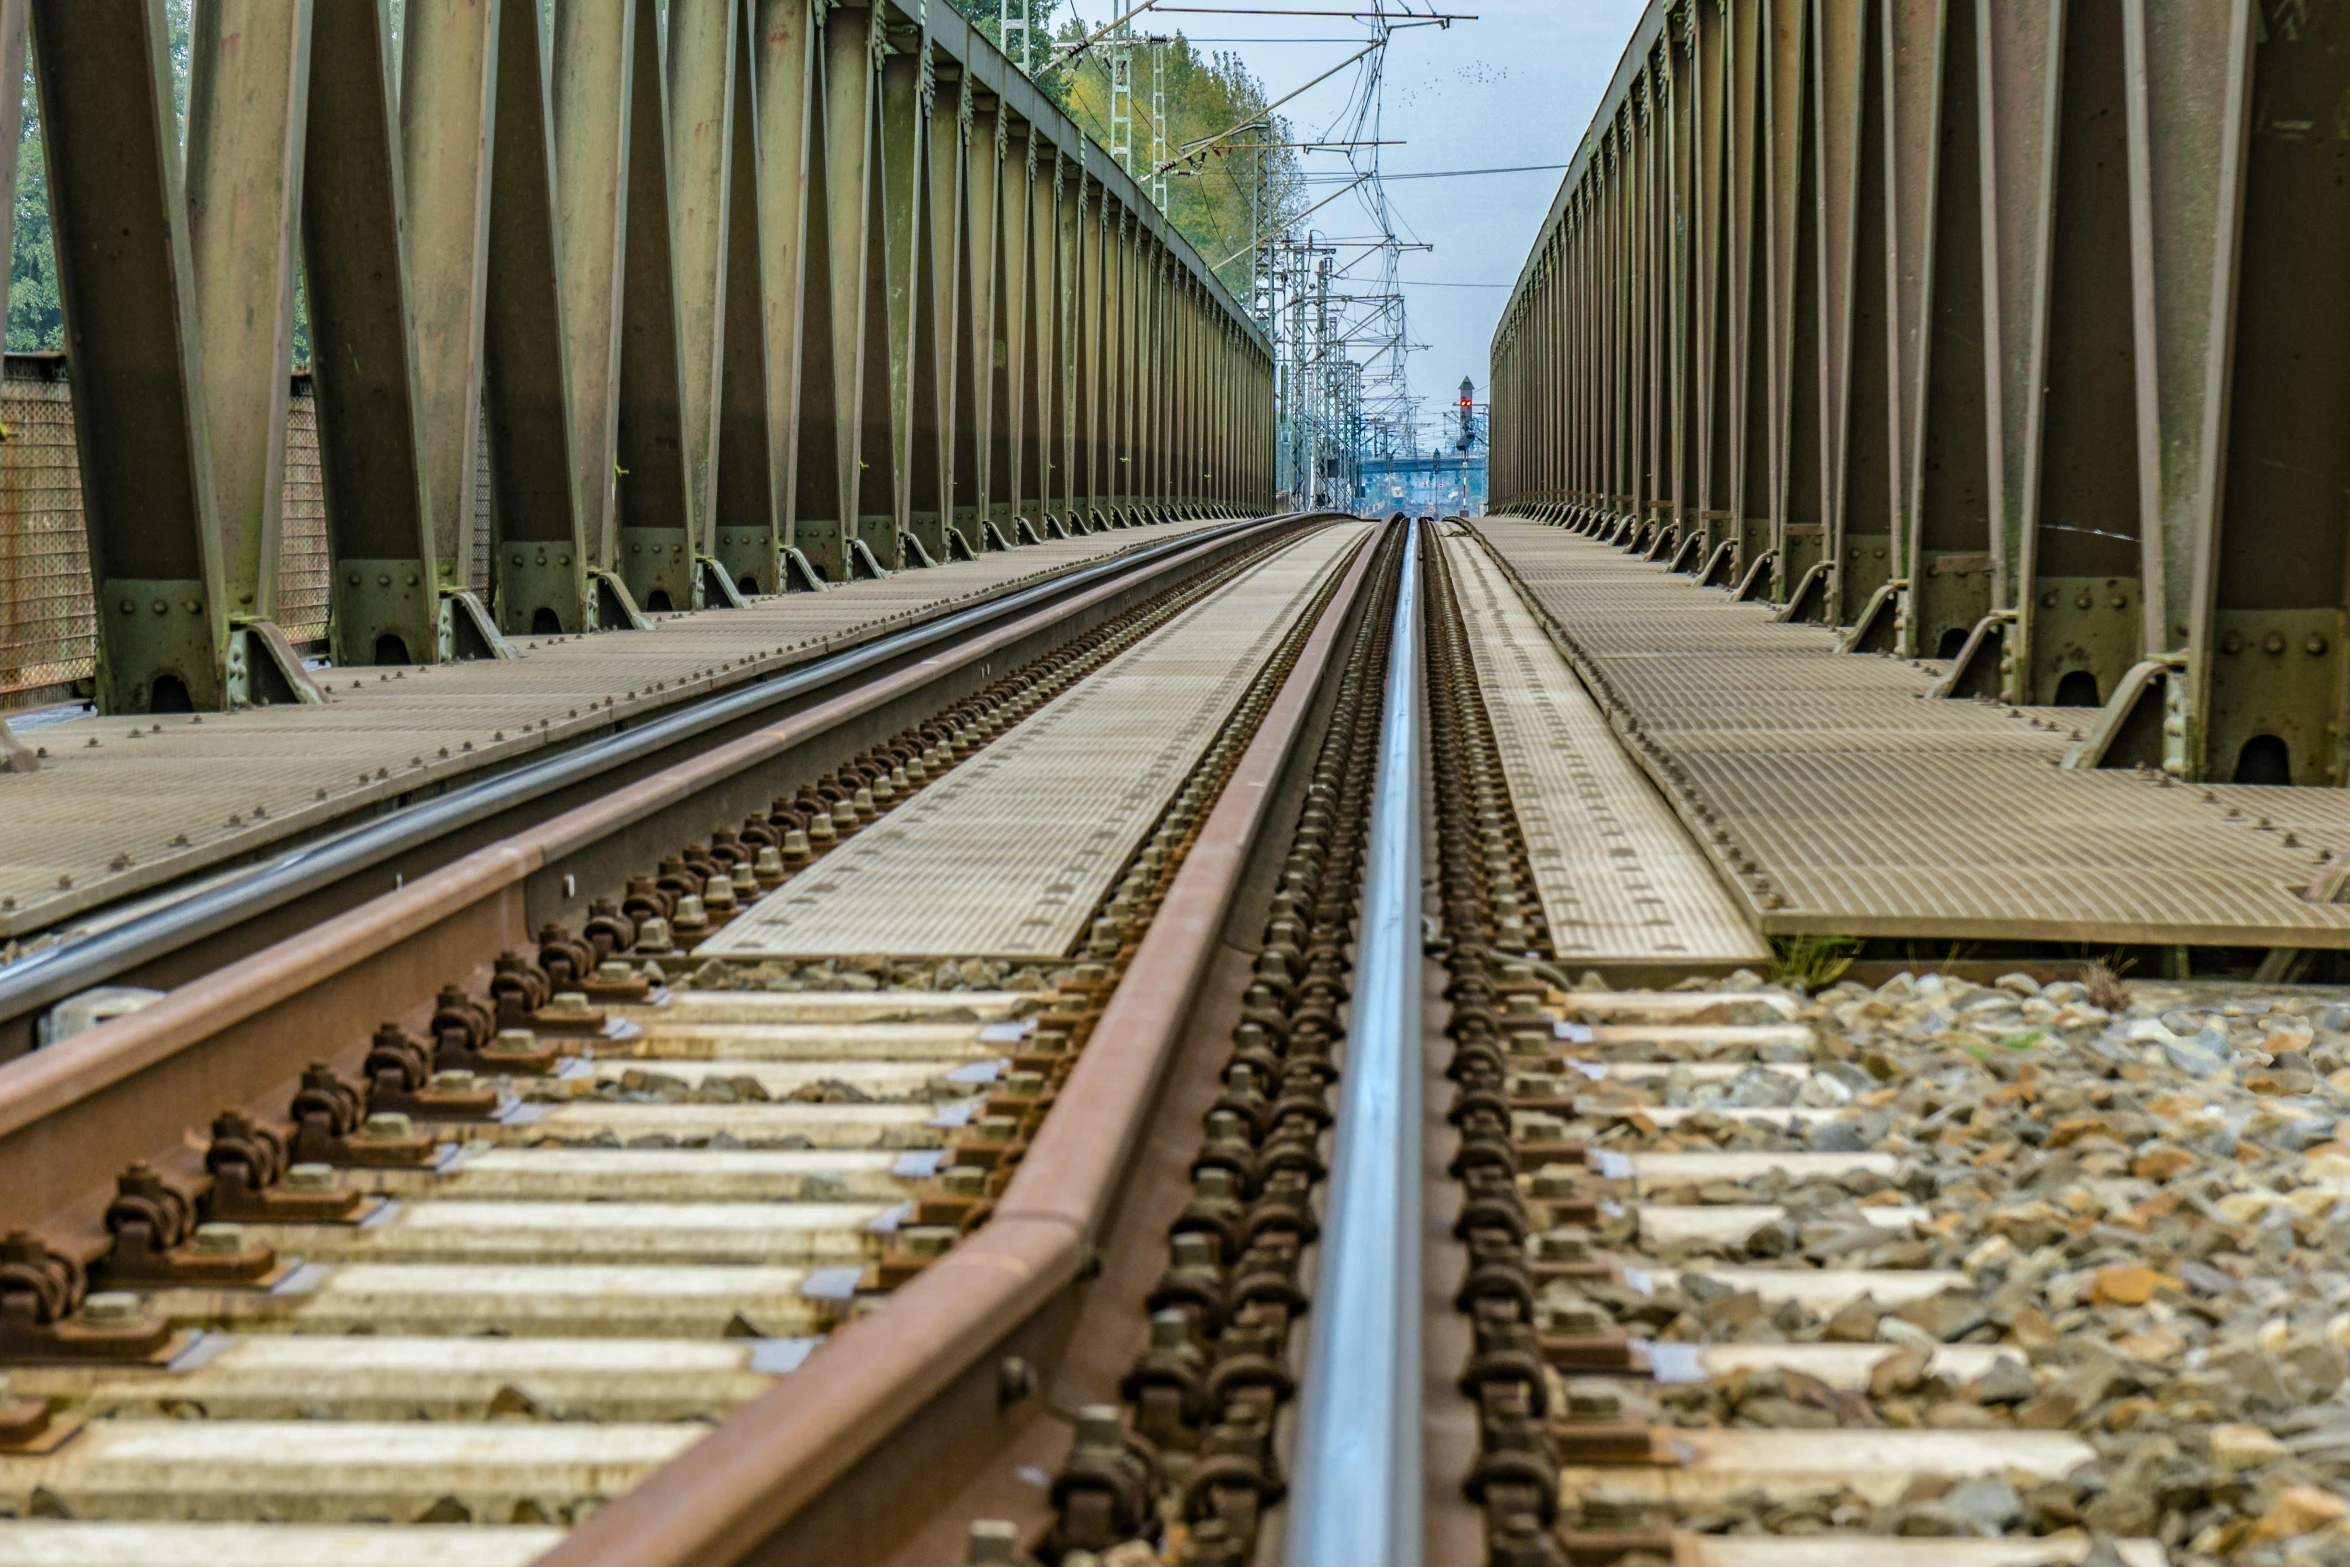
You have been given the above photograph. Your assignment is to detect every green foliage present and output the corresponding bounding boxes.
[5,0,309,361]
[941,1,1299,290]
[1769,934,1861,992]
[10,0,192,352]
[9,97,57,353]
[1058,37,1302,298]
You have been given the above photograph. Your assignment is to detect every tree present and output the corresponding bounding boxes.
[1058,36,1303,301]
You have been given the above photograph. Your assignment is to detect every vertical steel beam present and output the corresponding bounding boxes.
[611,0,696,609]
[959,93,1000,546]
[869,10,926,568]
[2197,3,2350,784]
[1664,18,1691,551]
[1882,0,1943,650]
[0,3,27,757]
[2092,0,2251,776]
[477,0,597,633]
[914,64,966,556]
[669,0,741,591]
[552,0,637,595]
[2019,0,2143,707]
[1079,183,1106,527]
[1834,0,1899,633]
[1693,0,1731,561]
[1977,0,2061,693]
[185,0,310,635]
[754,0,816,584]
[401,0,497,623]
[1766,0,1822,604]
[1025,145,1059,535]
[996,124,1033,541]
[1908,0,1995,661]
[1054,159,1081,527]
[1810,0,1865,624]
[31,0,229,713]
[1110,210,1134,520]
[818,1,879,574]
[712,0,780,596]
[304,0,448,666]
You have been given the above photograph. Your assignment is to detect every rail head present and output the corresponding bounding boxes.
[1286,516,1425,1567]
[507,521,1388,1567]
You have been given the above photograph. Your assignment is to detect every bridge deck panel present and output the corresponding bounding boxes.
[1474,517,2350,949]
[0,522,1225,941]
[698,523,1371,960]
[1440,529,1768,967]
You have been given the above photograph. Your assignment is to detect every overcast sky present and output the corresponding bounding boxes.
[1118,0,1649,437]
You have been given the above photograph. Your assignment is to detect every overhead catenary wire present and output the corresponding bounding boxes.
[1212,173,1371,268]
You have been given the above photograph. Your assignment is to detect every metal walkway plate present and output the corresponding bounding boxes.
[0,521,1229,941]
[1475,517,2350,948]
[701,523,1372,960]
[1442,531,1767,965]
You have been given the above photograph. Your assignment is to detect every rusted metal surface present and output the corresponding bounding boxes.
[0,521,1301,1227]
[0,515,1371,1565]
[530,524,1383,1567]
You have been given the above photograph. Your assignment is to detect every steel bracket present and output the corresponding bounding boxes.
[2061,655,2189,775]
[589,570,653,631]
[781,548,831,592]
[439,591,517,662]
[1927,610,2019,701]
[698,557,752,609]
[1839,581,1908,656]
[225,621,328,708]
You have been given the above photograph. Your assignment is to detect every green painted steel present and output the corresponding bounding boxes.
[13,0,1270,713]
[1487,0,2350,786]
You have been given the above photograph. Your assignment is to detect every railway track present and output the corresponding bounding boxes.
[0,515,2342,1567]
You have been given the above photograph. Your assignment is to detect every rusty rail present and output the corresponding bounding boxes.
[0,515,1282,1056]
[0,517,1317,1248]
[531,526,1388,1567]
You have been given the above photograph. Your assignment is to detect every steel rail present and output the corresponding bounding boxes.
[0,517,1278,1041]
[1287,515,1424,1567]
[0,519,1324,1247]
[531,527,1387,1567]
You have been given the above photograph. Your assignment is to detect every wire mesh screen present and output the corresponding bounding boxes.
[0,360,331,703]
[0,358,90,700]
[473,403,492,593]
[277,381,330,644]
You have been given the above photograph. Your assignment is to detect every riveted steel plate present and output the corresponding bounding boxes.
[1442,534,1767,966]
[0,518,1231,939]
[700,523,1372,960]
[1474,518,2350,949]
